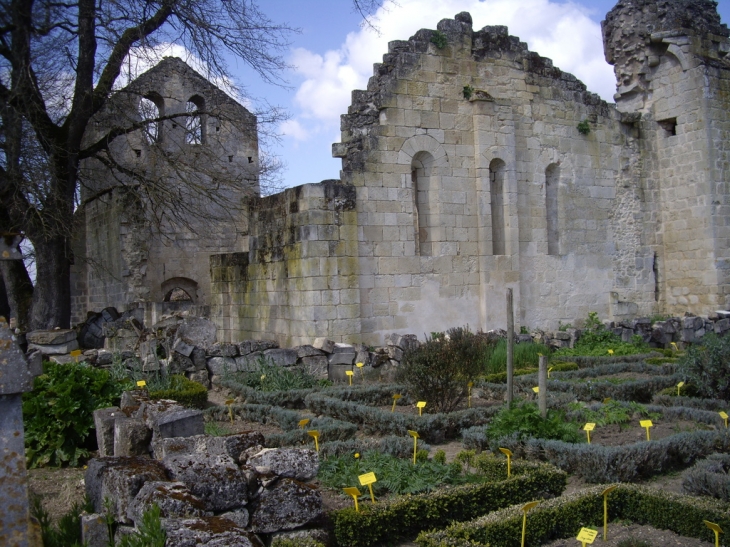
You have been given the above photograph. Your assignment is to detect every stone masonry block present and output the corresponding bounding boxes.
[313,337,335,353]
[113,417,152,457]
[94,406,119,457]
[155,409,205,440]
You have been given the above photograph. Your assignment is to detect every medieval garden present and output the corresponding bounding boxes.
[8,0,730,546]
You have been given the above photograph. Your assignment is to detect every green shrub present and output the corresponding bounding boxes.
[430,30,448,49]
[23,362,127,468]
[679,333,730,400]
[31,494,93,547]
[148,374,207,409]
[567,400,660,427]
[318,436,431,459]
[486,402,582,444]
[553,312,649,358]
[681,453,730,501]
[652,393,728,411]
[396,327,492,413]
[118,504,166,547]
[486,340,550,375]
[416,484,730,547]
[332,461,566,547]
[220,374,317,408]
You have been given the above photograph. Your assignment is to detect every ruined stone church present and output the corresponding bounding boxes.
[72,0,730,347]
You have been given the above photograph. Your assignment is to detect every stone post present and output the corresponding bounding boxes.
[0,234,41,546]
[538,354,548,419]
[506,289,514,404]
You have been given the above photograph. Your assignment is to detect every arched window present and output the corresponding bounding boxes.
[412,151,436,257]
[546,163,560,255]
[185,95,205,145]
[139,93,164,144]
[161,277,198,303]
[489,158,506,255]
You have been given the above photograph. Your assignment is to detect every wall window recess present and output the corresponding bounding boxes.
[658,117,677,136]
[489,158,506,255]
[185,95,206,145]
[546,163,560,255]
[412,151,436,257]
[139,93,164,144]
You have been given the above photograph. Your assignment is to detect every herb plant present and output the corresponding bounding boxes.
[486,401,582,443]
[678,333,730,400]
[430,30,448,49]
[23,361,128,468]
[233,355,322,391]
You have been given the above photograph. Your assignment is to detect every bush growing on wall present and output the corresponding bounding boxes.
[679,333,730,400]
[395,327,492,412]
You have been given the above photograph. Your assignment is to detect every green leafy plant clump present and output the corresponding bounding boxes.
[678,333,730,400]
[486,401,582,444]
[233,355,325,392]
[577,119,591,135]
[462,85,474,100]
[148,374,207,409]
[396,326,493,412]
[430,30,448,49]
[31,494,93,547]
[23,361,128,468]
[553,312,649,358]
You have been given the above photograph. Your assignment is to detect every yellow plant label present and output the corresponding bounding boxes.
[583,423,596,431]
[359,472,377,486]
[408,430,419,439]
[677,381,685,388]
[70,349,82,357]
[576,528,598,543]
[346,370,354,376]
[603,398,611,404]
[136,380,146,388]
[640,420,653,428]
[343,487,360,497]
[522,501,539,512]
[720,411,728,420]
[602,485,618,497]
[467,381,473,388]
[225,399,234,406]
[704,520,723,534]
[356,362,364,368]
[308,430,319,438]
[299,419,310,428]
[532,386,539,393]
[416,401,426,408]
[499,447,513,458]
[393,394,402,400]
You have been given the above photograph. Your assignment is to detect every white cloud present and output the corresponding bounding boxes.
[289,0,616,135]
[279,118,310,141]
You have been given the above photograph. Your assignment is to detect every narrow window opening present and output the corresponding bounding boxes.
[658,118,677,136]
[412,152,435,257]
[164,287,193,302]
[228,155,234,163]
[216,126,221,132]
[134,149,141,158]
[489,158,506,255]
[653,252,660,302]
[546,163,560,256]
[248,157,253,163]
[412,168,421,256]
[138,95,163,144]
[185,95,206,145]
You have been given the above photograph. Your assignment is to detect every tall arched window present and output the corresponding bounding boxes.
[185,95,205,145]
[412,151,435,256]
[489,158,506,255]
[139,93,164,144]
[546,163,560,255]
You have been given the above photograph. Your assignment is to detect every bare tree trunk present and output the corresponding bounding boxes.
[506,288,514,404]
[0,259,32,330]
[29,236,70,330]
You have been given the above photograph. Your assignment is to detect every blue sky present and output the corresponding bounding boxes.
[235,0,730,191]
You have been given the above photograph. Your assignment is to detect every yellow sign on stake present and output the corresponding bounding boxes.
[720,411,728,429]
[70,349,82,362]
[583,422,596,444]
[136,380,147,388]
[346,370,354,385]
[308,430,320,452]
[548,366,554,378]
[601,485,618,540]
[391,394,402,412]
[532,386,539,394]
[576,527,598,545]
[356,362,364,379]
[225,399,235,423]
[408,430,420,464]
[520,501,539,547]
[358,472,377,503]
[343,487,361,512]
[499,447,513,477]
[416,401,427,416]
[677,381,685,396]
[704,520,723,547]
[298,418,310,429]
[640,420,653,441]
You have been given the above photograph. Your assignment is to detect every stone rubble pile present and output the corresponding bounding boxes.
[86,389,325,546]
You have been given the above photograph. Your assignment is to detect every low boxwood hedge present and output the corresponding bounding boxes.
[220,376,317,408]
[331,460,566,547]
[149,375,207,409]
[416,484,730,547]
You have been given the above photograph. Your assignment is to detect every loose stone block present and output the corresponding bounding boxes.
[81,513,108,547]
[161,517,263,547]
[263,348,297,367]
[127,481,209,523]
[114,417,152,457]
[313,337,335,353]
[247,448,319,481]
[26,329,77,345]
[250,478,322,533]
[94,407,119,457]
[154,409,205,440]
